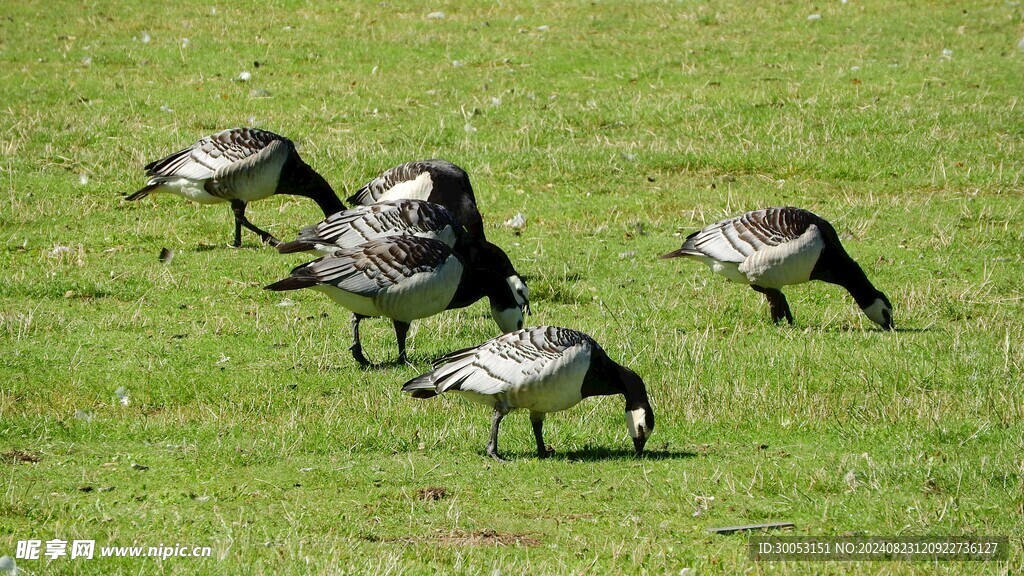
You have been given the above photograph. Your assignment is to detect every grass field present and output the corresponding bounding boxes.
[1,0,1022,574]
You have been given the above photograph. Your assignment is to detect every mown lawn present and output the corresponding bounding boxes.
[1,1,1022,574]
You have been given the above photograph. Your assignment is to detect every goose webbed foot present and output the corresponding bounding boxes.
[350,343,371,367]
[231,199,278,248]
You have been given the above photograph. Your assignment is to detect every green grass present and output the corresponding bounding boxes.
[2,0,1023,574]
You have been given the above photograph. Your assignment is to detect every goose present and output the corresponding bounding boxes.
[126,128,343,247]
[346,159,486,241]
[661,207,893,329]
[276,199,467,256]
[402,326,654,461]
[265,235,527,366]
[277,199,531,318]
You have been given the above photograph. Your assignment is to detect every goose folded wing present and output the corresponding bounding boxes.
[404,201,465,233]
[310,204,411,246]
[686,208,810,262]
[145,129,273,180]
[143,142,218,180]
[427,328,588,396]
[209,137,288,181]
[306,238,452,297]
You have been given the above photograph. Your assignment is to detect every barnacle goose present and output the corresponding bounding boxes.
[402,326,654,461]
[126,128,343,247]
[265,235,526,366]
[661,207,893,329]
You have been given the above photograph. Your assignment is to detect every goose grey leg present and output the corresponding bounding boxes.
[751,285,793,325]
[350,313,370,366]
[486,407,509,462]
[230,199,279,247]
[530,412,550,458]
[392,320,411,364]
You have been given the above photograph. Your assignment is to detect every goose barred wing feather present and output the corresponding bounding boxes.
[402,326,596,397]
[295,200,464,250]
[348,161,437,205]
[682,207,821,262]
[293,236,454,297]
[144,128,287,182]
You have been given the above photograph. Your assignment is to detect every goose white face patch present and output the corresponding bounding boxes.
[506,275,530,313]
[863,298,892,328]
[625,408,648,440]
[491,305,524,333]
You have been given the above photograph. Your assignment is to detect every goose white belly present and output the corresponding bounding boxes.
[692,255,750,284]
[313,285,389,318]
[378,172,434,202]
[455,383,585,414]
[312,256,462,322]
[738,228,824,288]
[155,178,224,205]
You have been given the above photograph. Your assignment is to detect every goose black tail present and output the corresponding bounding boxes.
[275,240,318,254]
[125,183,160,201]
[264,275,319,291]
[401,376,439,399]
[659,247,695,259]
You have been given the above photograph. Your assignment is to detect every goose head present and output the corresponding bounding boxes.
[618,365,655,455]
[462,241,530,332]
[861,291,893,330]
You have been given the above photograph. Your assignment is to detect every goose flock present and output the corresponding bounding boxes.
[129,127,893,460]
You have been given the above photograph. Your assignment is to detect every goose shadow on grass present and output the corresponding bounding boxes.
[194,242,265,251]
[804,324,931,334]
[354,354,441,372]
[558,447,698,462]
[486,447,698,462]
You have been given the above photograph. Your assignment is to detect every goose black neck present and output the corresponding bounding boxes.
[447,269,489,311]
[813,250,880,309]
[581,350,647,403]
[458,239,518,278]
[448,263,518,314]
[438,170,485,240]
[308,189,345,217]
[281,154,345,216]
